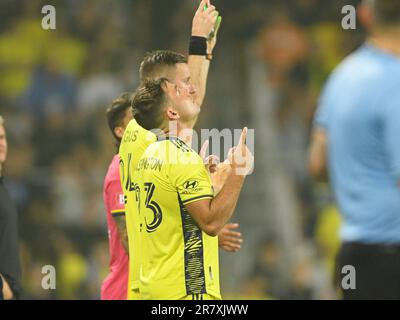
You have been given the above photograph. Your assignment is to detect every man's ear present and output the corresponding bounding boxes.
[114,126,124,139]
[161,79,172,95]
[166,107,180,121]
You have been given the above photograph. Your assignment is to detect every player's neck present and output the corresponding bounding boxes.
[159,120,195,145]
[369,29,400,57]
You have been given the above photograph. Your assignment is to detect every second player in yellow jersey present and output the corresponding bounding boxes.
[119,118,156,299]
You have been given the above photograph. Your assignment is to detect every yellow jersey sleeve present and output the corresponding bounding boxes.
[168,140,214,205]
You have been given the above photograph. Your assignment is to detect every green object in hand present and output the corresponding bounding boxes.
[200,1,222,39]
[209,15,222,39]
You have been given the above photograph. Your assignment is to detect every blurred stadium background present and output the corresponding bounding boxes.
[0,0,366,299]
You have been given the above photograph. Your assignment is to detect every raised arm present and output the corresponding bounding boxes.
[185,128,254,236]
[188,0,221,107]
[199,140,243,251]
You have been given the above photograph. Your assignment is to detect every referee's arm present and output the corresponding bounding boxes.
[308,127,329,182]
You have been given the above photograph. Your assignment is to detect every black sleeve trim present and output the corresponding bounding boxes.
[181,194,214,204]
[111,210,126,217]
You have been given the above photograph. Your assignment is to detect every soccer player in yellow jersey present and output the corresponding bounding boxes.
[118,114,157,300]
[131,75,254,299]
[120,93,241,300]
[118,0,243,300]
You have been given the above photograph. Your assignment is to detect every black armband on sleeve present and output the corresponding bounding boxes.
[188,36,207,56]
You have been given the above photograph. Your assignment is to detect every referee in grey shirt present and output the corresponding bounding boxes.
[309,0,400,299]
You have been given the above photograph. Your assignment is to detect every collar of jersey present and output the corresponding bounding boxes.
[157,135,183,143]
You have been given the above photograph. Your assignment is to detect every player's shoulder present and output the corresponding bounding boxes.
[120,119,156,149]
[324,45,370,88]
[162,137,199,157]
[107,155,120,176]
[143,136,201,164]
[104,155,121,187]
[125,118,142,132]
[166,136,193,153]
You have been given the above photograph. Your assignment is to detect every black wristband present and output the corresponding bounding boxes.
[189,36,207,56]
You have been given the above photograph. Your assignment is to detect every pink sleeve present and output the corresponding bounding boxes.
[107,179,125,215]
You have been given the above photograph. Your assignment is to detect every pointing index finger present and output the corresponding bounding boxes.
[199,139,209,160]
[239,127,248,146]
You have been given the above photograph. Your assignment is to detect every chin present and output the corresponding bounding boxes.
[193,105,201,116]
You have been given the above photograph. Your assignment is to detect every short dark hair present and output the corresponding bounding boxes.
[131,78,168,131]
[367,0,400,26]
[106,92,131,142]
[139,50,187,82]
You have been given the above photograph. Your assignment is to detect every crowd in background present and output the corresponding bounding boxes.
[0,0,365,299]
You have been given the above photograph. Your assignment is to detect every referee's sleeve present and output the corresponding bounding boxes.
[314,77,335,130]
